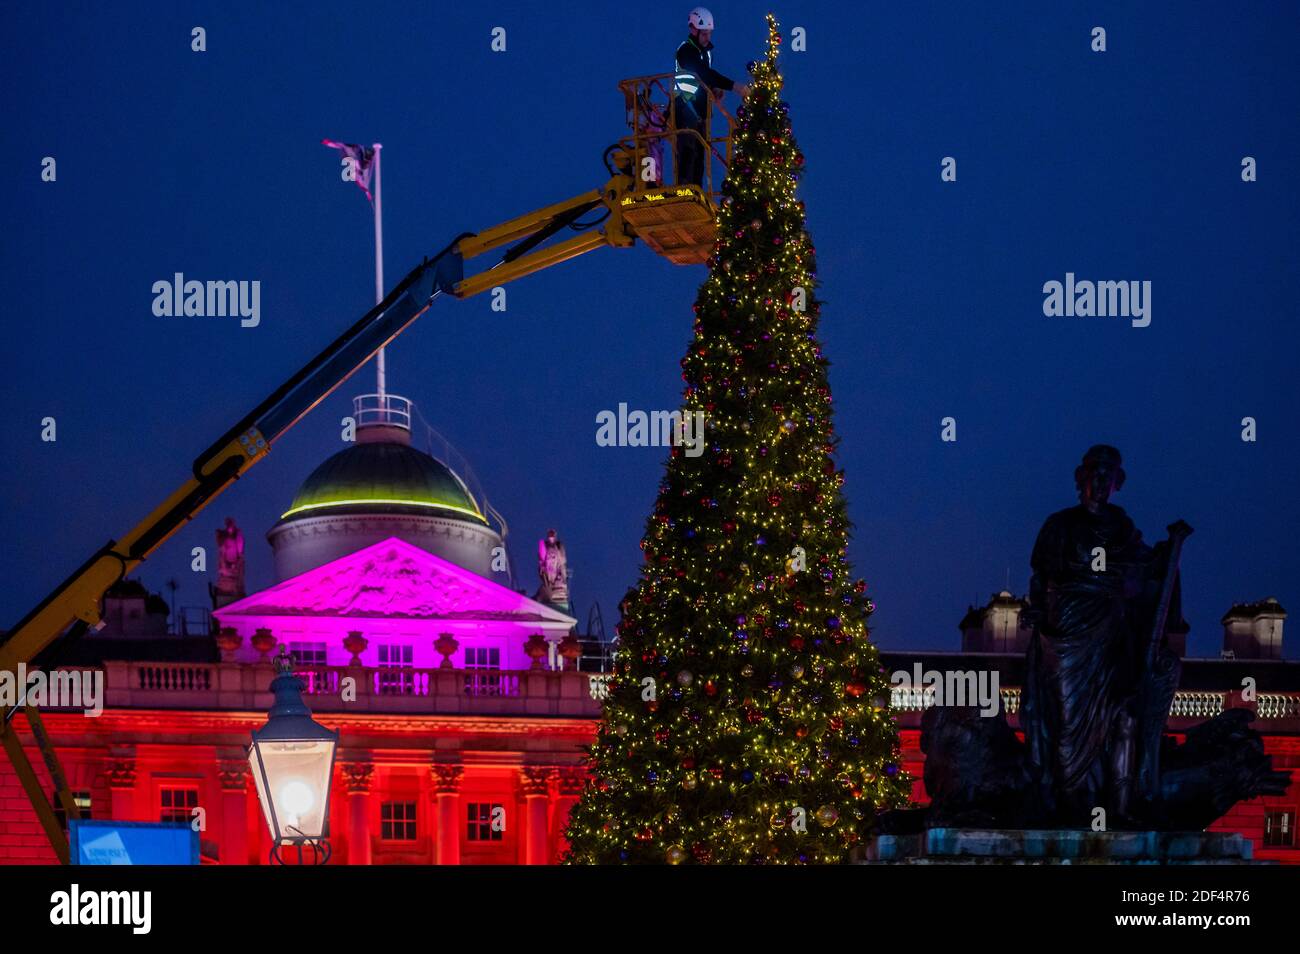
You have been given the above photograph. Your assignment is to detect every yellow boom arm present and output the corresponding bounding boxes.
[0,154,716,862]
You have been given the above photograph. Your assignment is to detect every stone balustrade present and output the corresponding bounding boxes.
[98,661,602,718]
[40,661,1300,727]
[888,684,1300,728]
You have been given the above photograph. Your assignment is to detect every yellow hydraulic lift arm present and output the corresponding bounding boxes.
[0,164,709,865]
[0,166,648,680]
[451,174,636,298]
[1,70,732,861]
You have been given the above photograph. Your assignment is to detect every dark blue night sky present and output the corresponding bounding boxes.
[4,2,1297,657]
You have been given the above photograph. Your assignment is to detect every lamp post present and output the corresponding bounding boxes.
[248,646,339,864]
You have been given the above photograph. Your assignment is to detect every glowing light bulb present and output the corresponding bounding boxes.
[280,780,314,827]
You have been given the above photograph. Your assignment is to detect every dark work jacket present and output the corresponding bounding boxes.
[674,36,734,126]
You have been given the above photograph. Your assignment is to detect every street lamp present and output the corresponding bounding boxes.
[248,645,339,864]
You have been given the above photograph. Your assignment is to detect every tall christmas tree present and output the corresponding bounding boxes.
[564,15,909,864]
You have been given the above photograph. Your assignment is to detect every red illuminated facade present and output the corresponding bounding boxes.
[2,612,1295,864]
[0,674,599,865]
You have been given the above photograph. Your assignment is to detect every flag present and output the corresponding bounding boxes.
[322,139,376,202]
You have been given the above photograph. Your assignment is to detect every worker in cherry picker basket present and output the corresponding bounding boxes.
[674,7,748,187]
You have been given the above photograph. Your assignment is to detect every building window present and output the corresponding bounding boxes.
[159,786,199,823]
[289,641,327,666]
[466,802,504,842]
[290,641,332,693]
[1264,810,1295,848]
[464,646,503,696]
[380,801,417,841]
[52,790,93,830]
[377,643,415,695]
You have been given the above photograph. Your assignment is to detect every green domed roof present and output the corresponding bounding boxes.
[280,440,486,524]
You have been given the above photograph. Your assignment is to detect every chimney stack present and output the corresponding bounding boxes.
[1221,598,1286,659]
[959,591,1031,653]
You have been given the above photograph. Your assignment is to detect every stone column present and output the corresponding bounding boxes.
[553,766,587,861]
[342,762,375,866]
[430,764,463,866]
[105,757,137,821]
[521,767,552,865]
[217,759,251,866]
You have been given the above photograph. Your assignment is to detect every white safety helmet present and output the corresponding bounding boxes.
[688,6,714,32]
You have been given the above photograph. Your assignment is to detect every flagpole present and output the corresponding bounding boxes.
[373,142,385,402]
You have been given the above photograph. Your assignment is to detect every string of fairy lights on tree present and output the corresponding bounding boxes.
[564,14,910,865]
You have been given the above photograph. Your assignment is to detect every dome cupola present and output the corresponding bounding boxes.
[268,394,504,582]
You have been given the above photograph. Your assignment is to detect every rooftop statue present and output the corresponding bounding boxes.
[536,529,570,610]
[211,517,246,608]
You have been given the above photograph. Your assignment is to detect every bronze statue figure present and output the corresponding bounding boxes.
[910,445,1287,833]
[1021,445,1182,825]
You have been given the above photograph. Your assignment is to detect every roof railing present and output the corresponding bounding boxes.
[353,393,412,430]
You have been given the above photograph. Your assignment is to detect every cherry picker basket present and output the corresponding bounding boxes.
[613,72,734,265]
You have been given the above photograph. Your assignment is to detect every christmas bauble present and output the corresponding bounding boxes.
[666,845,688,864]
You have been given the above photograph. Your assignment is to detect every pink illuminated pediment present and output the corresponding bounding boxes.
[214,537,575,625]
